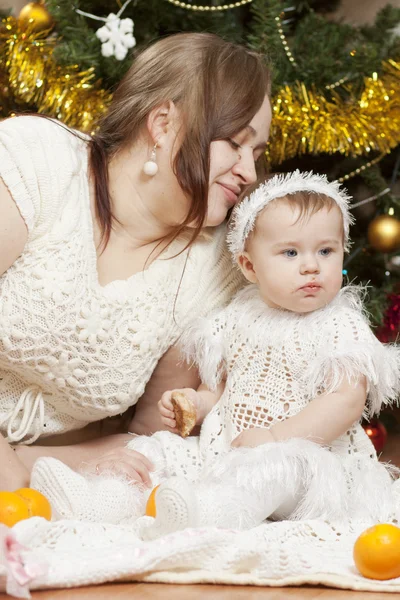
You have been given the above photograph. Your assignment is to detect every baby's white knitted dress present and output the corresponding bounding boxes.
[133,283,399,481]
[0,116,242,443]
[189,284,399,466]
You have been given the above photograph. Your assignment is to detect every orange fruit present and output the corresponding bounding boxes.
[145,485,160,517]
[0,491,30,527]
[353,523,400,580]
[15,488,52,520]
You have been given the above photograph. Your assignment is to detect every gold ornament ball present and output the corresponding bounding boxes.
[367,215,400,253]
[18,2,53,34]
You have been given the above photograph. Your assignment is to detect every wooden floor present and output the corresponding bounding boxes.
[3,583,393,600]
[1,433,399,600]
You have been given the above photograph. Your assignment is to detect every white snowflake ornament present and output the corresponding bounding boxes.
[96,13,136,60]
[76,0,136,61]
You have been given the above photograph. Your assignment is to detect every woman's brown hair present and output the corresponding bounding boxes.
[90,32,271,251]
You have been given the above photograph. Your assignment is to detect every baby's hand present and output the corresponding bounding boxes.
[158,388,201,434]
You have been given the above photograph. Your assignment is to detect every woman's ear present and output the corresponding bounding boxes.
[238,251,258,284]
[146,101,179,147]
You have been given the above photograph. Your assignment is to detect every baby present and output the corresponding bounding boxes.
[32,171,400,535]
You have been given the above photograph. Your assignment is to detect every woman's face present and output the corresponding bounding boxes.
[205,95,272,227]
[150,95,271,231]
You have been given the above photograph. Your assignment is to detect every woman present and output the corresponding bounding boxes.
[0,32,272,490]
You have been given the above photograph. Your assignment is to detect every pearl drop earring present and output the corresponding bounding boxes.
[143,143,158,176]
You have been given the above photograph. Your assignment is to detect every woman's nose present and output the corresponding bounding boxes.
[232,151,257,184]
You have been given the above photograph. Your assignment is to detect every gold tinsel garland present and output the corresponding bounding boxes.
[270,60,400,165]
[0,17,111,131]
[1,16,400,165]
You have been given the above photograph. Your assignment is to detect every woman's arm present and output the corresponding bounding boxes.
[0,180,30,489]
[232,376,367,448]
[15,432,157,487]
[14,432,135,472]
[0,178,28,276]
[1,434,30,490]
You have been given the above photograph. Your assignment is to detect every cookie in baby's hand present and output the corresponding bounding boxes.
[171,391,196,438]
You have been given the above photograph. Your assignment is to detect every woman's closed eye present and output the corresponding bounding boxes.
[226,138,242,151]
[226,138,267,164]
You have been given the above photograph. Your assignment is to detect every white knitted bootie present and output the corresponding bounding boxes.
[142,472,289,540]
[142,477,198,540]
[31,457,146,524]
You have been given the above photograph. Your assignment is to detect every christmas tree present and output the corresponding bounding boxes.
[0,0,399,335]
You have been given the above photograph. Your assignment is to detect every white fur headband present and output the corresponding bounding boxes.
[227,170,354,258]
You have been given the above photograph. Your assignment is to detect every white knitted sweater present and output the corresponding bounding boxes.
[0,116,242,443]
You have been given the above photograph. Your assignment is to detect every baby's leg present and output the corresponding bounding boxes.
[31,434,169,524]
[144,438,350,538]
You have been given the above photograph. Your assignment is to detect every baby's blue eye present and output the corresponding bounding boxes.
[283,249,297,258]
[319,247,332,256]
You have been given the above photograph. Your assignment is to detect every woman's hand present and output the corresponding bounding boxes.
[158,388,201,432]
[1,434,30,491]
[81,446,154,488]
[231,427,275,449]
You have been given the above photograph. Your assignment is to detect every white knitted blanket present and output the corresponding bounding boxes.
[2,515,400,595]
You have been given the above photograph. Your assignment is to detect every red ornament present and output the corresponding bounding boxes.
[375,289,400,343]
[362,418,388,453]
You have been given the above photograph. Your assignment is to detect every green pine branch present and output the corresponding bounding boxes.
[45,0,246,87]
[248,0,298,86]
[45,0,104,71]
[248,3,400,90]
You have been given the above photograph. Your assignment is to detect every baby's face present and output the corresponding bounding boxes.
[241,200,345,313]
